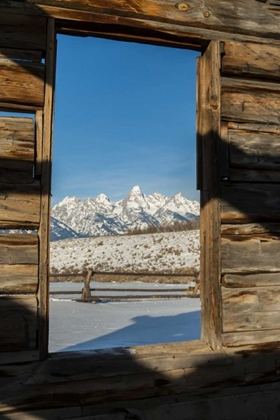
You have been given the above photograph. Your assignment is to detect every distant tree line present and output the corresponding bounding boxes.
[125,219,200,236]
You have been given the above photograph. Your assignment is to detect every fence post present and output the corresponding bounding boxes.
[82,268,93,299]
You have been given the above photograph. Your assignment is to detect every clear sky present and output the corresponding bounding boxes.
[52,35,199,205]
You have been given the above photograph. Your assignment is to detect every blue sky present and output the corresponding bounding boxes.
[52,35,199,204]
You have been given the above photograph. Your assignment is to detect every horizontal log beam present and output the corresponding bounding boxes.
[222,41,280,81]
[2,0,280,47]
[221,183,280,223]
[221,236,280,273]
[222,273,280,288]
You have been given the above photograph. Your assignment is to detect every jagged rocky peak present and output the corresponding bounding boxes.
[51,186,200,240]
[95,193,110,203]
[54,196,81,208]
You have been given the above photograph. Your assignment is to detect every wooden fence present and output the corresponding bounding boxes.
[50,269,200,301]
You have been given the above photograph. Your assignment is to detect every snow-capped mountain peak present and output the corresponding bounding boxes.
[51,186,199,241]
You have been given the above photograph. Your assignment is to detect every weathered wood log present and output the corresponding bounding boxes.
[222,41,280,81]
[0,234,38,265]
[0,58,44,108]
[228,129,280,169]
[0,182,41,228]
[221,236,280,273]
[0,296,37,351]
[222,286,280,332]
[38,18,56,360]
[0,160,34,184]
[221,183,280,223]
[197,41,222,349]
[0,48,43,62]
[222,273,280,288]
[221,77,280,125]
[221,223,280,236]
[1,341,280,416]
[228,122,280,133]
[0,265,38,294]
[229,168,280,183]
[81,268,93,299]
[3,0,280,44]
[0,117,35,161]
[0,11,46,51]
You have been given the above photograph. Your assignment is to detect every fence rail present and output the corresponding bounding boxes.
[50,269,200,301]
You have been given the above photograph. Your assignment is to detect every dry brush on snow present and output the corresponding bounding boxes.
[50,230,200,282]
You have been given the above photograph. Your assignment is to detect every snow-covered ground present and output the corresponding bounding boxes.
[49,282,201,353]
[50,229,200,274]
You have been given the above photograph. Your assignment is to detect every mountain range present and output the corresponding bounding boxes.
[51,185,199,241]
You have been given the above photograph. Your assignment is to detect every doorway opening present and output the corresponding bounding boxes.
[49,35,201,353]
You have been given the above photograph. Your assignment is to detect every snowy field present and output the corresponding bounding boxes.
[49,281,201,353]
[50,230,200,274]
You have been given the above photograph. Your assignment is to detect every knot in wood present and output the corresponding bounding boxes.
[175,3,190,12]
[203,10,211,17]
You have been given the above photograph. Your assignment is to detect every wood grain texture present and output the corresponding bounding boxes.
[222,273,280,288]
[197,41,222,349]
[222,236,280,273]
[0,117,35,161]
[221,183,280,223]
[222,41,280,80]
[222,329,280,346]
[221,77,280,125]
[0,11,46,51]
[228,129,280,169]
[223,286,280,332]
[38,18,56,360]
[3,0,280,44]
[1,342,280,417]
[0,265,38,294]
[221,223,280,235]
[0,59,44,108]
[0,234,38,265]
[0,296,37,351]
[0,182,41,228]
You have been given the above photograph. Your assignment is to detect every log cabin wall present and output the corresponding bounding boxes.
[220,41,280,347]
[0,11,55,363]
[1,1,280,419]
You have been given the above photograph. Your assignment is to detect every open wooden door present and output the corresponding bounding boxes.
[0,17,56,363]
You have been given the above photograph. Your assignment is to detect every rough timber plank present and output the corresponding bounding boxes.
[229,168,280,182]
[0,117,35,161]
[38,18,56,360]
[228,129,280,169]
[221,183,280,223]
[222,236,280,273]
[2,342,280,416]
[3,0,280,44]
[197,41,222,349]
[0,296,37,351]
[223,286,280,332]
[222,41,280,81]
[0,182,41,228]
[0,12,46,51]
[221,223,280,235]
[0,160,34,184]
[0,48,43,62]
[222,273,280,288]
[0,265,38,294]
[221,78,280,125]
[0,234,38,265]
[0,59,44,108]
